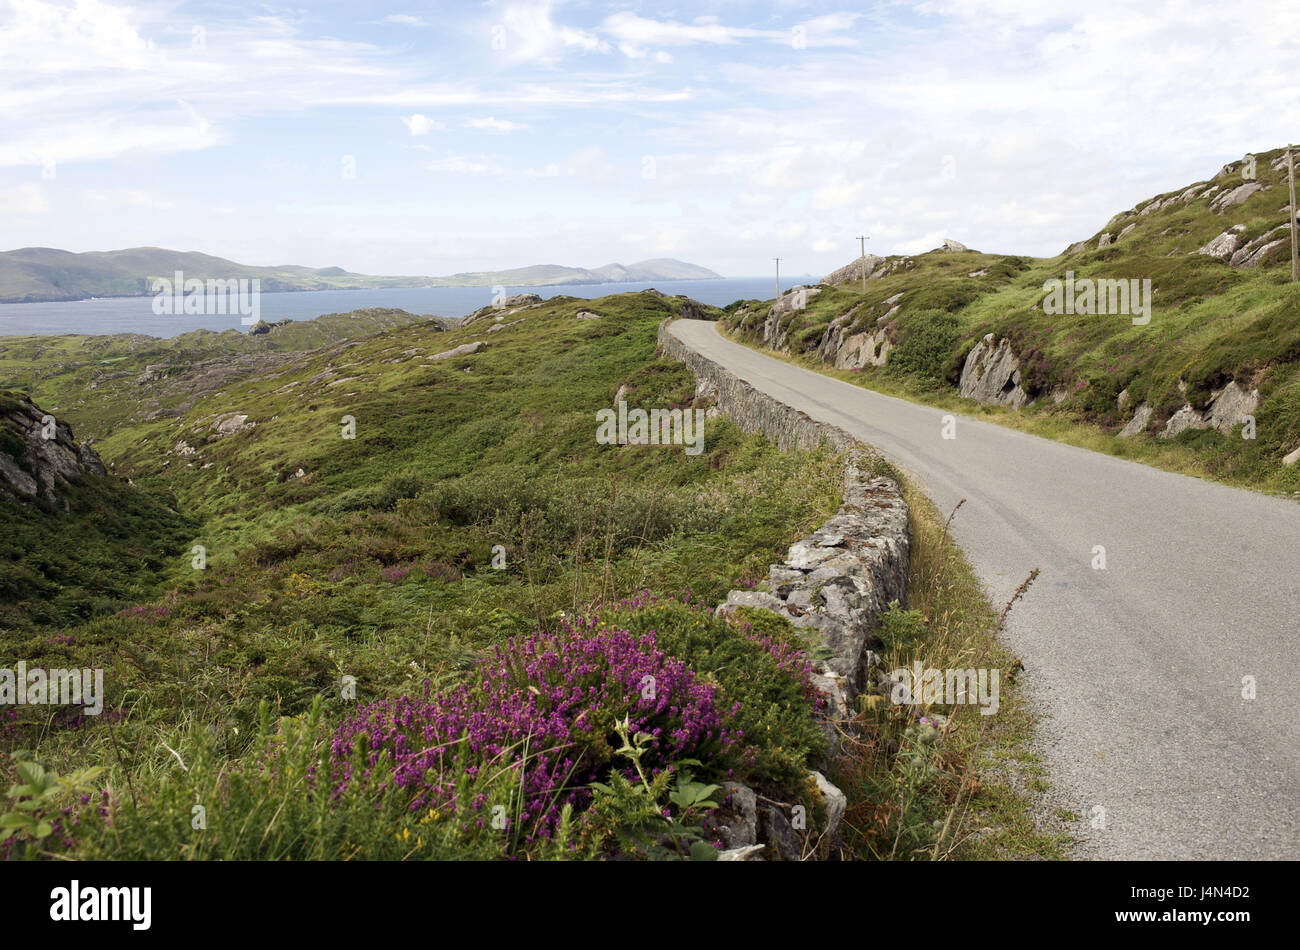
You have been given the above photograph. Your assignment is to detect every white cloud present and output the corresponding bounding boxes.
[463,116,526,132]
[402,114,444,135]
[600,13,767,48]
[498,0,608,64]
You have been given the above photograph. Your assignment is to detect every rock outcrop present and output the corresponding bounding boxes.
[958,334,1028,408]
[428,341,486,361]
[0,391,107,502]
[460,294,543,326]
[1159,380,1259,438]
[1197,226,1246,259]
[821,254,913,287]
[1228,224,1290,268]
[816,302,894,369]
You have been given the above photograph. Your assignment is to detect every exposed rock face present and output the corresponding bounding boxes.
[939,238,969,252]
[816,303,893,369]
[761,287,822,350]
[460,294,542,326]
[428,341,486,361]
[1197,226,1246,259]
[0,392,107,501]
[1211,181,1265,212]
[1283,445,1300,466]
[1118,403,1151,438]
[210,412,254,436]
[1096,233,1112,248]
[1204,380,1259,432]
[1228,224,1291,268]
[1159,380,1259,438]
[822,255,883,286]
[1162,405,1207,438]
[958,334,1028,408]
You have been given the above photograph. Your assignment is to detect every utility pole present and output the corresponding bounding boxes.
[1289,145,1298,283]
[773,257,781,303]
[857,235,869,293]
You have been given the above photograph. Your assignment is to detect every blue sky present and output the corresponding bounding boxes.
[2,0,1299,277]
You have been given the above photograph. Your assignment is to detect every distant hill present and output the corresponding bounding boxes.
[432,258,722,288]
[0,247,723,303]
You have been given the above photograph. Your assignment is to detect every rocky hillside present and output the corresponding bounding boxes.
[724,147,1300,486]
[0,391,106,502]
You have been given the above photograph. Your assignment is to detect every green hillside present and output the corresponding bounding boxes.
[0,290,1052,861]
[727,146,1300,493]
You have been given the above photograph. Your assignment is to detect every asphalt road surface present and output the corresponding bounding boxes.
[670,318,1300,860]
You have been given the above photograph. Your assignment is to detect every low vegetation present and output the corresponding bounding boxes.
[1,292,1054,860]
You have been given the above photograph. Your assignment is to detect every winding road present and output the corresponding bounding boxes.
[670,318,1300,860]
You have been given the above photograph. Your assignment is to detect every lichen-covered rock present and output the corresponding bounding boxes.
[1205,381,1259,433]
[1158,382,1260,438]
[714,783,758,849]
[1118,403,1151,438]
[959,334,1028,408]
[0,392,107,501]
[1211,181,1265,211]
[428,341,486,361]
[1197,226,1246,259]
[1228,224,1290,268]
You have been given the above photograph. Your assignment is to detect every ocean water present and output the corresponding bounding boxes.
[0,277,809,338]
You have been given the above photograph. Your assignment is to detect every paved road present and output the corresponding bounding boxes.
[670,319,1300,860]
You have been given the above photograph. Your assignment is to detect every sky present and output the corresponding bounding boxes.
[2,0,1299,278]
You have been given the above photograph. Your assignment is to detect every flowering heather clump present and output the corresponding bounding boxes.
[331,623,739,840]
[419,560,462,583]
[327,559,368,582]
[379,564,411,584]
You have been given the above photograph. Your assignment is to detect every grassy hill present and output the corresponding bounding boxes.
[727,146,1300,494]
[0,290,1055,861]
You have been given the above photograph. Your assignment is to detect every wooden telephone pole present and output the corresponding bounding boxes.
[857,235,870,292]
[773,258,781,302]
[1289,145,1298,283]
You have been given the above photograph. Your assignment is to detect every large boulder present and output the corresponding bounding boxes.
[428,341,486,361]
[958,334,1028,408]
[1211,182,1265,212]
[1196,226,1246,259]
